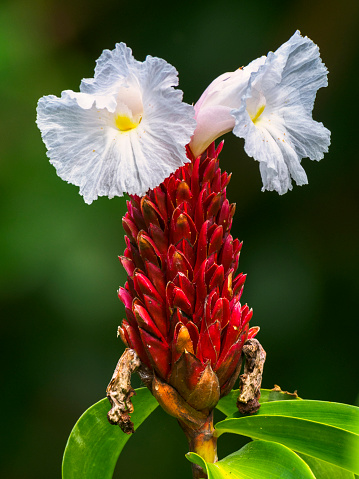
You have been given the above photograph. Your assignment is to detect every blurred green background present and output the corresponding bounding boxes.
[1,0,358,477]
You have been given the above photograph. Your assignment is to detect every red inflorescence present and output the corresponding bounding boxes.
[118,142,258,411]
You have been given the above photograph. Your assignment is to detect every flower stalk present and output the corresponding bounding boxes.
[179,412,218,479]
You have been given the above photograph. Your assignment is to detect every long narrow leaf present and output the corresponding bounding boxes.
[248,400,359,435]
[298,453,355,479]
[62,388,158,479]
[215,411,359,474]
[187,440,316,479]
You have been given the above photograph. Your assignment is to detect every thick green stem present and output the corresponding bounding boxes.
[179,411,217,479]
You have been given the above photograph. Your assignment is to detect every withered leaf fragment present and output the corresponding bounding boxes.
[237,338,266,415]
[271,384,298,398]
[106,348,141,434]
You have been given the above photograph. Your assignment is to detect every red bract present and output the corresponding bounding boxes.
[118,142,258,415]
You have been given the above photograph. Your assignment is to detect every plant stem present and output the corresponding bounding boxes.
[179,411,217,479]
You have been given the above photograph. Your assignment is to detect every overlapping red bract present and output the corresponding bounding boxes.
[118,142,258,400]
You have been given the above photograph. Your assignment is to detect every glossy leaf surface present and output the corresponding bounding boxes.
[187,440,316,478]
[215,400,359,474]
[62,388,158,479]
[299,453,355,479]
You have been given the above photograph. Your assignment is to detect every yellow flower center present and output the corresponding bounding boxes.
[250,104,266,124]
[115,114,142,132]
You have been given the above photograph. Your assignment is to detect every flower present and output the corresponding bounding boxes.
[117,142,258,425]
[36,43,196,204]
[190,31,330,194]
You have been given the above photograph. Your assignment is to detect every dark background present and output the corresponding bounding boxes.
[1,0,358,477]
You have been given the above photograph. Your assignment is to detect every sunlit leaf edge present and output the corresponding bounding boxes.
[298,453,356,479]
[62,387,158,479]
[187,440,316,479]
[214,414,359,474]
[241,399,359,435]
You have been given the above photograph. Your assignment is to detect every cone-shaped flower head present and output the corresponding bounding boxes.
[190,31,330,194]
[36,43,196,204]
[118,142,258,419]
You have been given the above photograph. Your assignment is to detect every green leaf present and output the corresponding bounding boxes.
[62,387,158,479]
[235,400,359,434]
[298,453,355,479]
[216,388,301,417]
[186,440,316,478]
[215,400,359,474]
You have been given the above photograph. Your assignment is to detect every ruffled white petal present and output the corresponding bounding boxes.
[80,43,141,96]
[232,30,330,194]
[269,31,328,113]
[37,92,119,202]
[64,90,117,112]
[37,43,196,203]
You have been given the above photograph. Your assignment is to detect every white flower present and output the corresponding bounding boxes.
[37,43,196,204]
[190,31,330,194]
